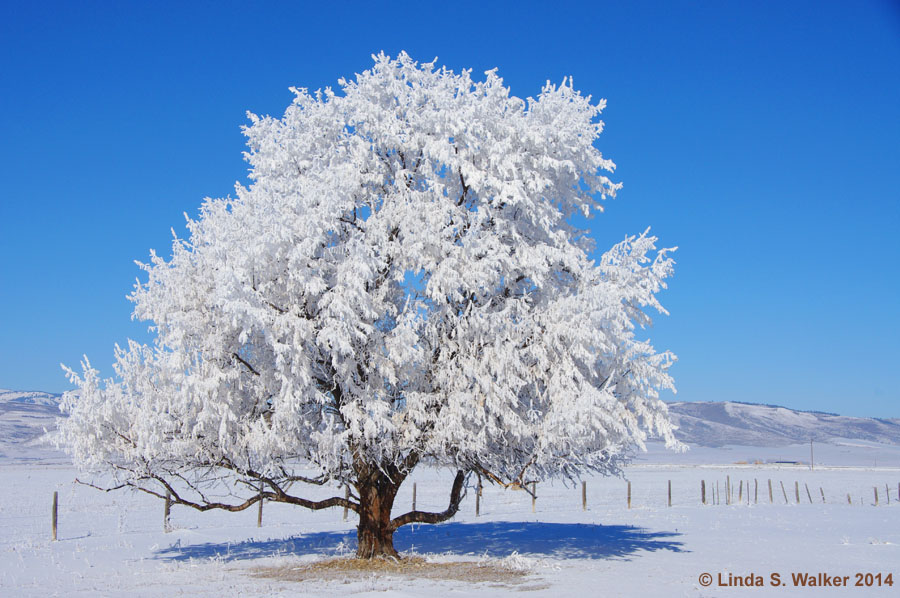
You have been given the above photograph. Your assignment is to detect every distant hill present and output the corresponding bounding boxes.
[0,389,66,462]
[2,390,900,459]
[666,401,900,447]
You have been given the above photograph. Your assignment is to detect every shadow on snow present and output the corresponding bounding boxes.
[155,521,684,562]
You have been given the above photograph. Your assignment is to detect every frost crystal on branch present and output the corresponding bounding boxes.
[60,51,679,558]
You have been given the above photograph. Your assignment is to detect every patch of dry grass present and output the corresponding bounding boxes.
[251,555,540,588]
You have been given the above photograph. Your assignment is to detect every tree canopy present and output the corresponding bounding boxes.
[61,52,679,558]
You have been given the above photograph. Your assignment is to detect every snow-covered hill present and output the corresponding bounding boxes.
[0,389,66,462]
[2,389,899,458]
[666,401,900,447]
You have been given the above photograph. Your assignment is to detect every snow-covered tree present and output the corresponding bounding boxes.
[60,52,679,559]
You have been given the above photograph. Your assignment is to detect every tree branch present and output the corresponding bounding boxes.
[87,460,360,515]
[457,168,470,206]
[75,478,128,492]
[140,475,357,513]
[232,353,261,376]
[389,469,465,530]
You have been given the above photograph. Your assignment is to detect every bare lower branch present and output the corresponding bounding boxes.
[75,478,128,492]
[474,457,538,492]
[282,473,330,486]
[91,463,360,514]
[135,476,357,513]
[389,469,465,530]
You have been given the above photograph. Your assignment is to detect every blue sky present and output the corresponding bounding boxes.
[1,1,897,417]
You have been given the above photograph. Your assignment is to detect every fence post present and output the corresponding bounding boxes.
[701,480,706,505]
[716,481,720,505]
[794,481,800,504]
[726,476,731,505]
[874,487,879,506]
[475,477,481,517]
[847,493,851,505]
[343,486,349,521]
[52,491,58,541]
[754,479,758,504]
[738,480,743,503]
[413,482,417,512]
[164,491,171,533]
[886,484,890,505]
[257,483,263,528]
[668,480,672,507]
[627,481,631,509]
[768,479,773,504]
[820,487,825,503]
[582,481,587,511]
[780,481,788,504]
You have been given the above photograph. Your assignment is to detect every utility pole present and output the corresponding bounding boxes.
[810,438,814,471]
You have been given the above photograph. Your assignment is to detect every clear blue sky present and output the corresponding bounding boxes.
[1,1,898,417]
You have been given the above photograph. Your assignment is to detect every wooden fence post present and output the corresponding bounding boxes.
[257,483,263,528]
[475,478,481,517]
[164,491,171,532]
[804,483,812,504]
[738,480,743,503]
[726,476,731,505]
[874,487,879,506]
[768,479,773,504]
[582,481,587,511]
[886,484,890,505]
[716,481,720,505]
[754,479,758,504]
[780,481,789,504]
[794,481,800,504]
[52,491,58,542]
[627,481,631,509]
[701,480,706,505]
[343,486,349,521]
[668,480,672,507]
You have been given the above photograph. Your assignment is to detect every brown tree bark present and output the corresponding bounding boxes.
[353,462,466,559]
[355,473,402,559]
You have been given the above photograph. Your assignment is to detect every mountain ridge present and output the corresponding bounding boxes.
[664,400,900,448]
[1,390,898,454]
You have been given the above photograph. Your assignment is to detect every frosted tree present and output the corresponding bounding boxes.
[60,52,679,559]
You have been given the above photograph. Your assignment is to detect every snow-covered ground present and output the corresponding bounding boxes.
[3,391,898,595]
[2,390,899,595]
[2,455,898,597]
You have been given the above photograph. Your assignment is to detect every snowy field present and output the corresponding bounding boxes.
[2,444,899,597]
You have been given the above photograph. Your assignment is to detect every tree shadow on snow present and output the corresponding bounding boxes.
[156,521,684,562]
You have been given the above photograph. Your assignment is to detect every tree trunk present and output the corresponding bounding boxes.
[355,470,403,559]
[351,459,465,560]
